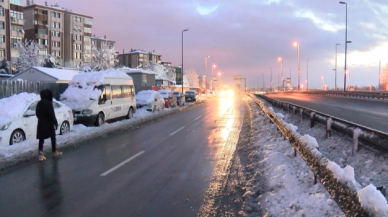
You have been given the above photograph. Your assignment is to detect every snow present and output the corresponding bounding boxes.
[243,98,344,216]
[60,69,131,109]
[0,93,40,126]
[33,66,80,81]
[120,68,156,75]
[358,184,388,216]
[276,112,284,119]
[300,134,319,149]
[327,161,359,188]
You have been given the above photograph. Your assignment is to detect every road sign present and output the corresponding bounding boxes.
[176,68,182,85]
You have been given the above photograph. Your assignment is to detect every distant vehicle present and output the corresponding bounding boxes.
[173,91,185,106]
[0,93,73,146]
[184,90,197,102]
[61,70,136,126]
[220,86,234,97]
[136,90,165,112]
[158,90,177,108]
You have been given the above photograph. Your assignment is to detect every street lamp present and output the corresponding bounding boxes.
[289,68,292,89]
[211,64,216,93]
[218,72,222,86]
[182,29,189,94]
[269,67,272,92]
[335,43,340,90]
[293,41,300,90]
[321,76,325,90]
[278,57,283,90]
[205,55,210,95]
[339,1,351,92]
[307,59,309,90]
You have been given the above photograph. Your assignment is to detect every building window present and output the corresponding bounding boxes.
[52,41,60,47]
[52,50,60,57]
[38,39,47,45]
[52,22,60,29]
[74,16,82,22]
[0,49,4,57]
[0,35,5,43]
[84,18,92,25]
[10,10,23,20]
[0,8,4,16]
[11,36,22,47]
[35,28,48,35]
[0,22,4,29]
[51,31,60,37]
[84,27,91,33]
[12,24,23,32]
[84,36,91,43]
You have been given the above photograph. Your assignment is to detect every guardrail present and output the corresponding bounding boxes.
[250,95,369,216]
[255,94,388,154]
[268,90,388,100]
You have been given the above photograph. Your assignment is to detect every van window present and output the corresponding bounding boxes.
[98,85,111,104]
[122,86,131,98]
[130,85,135,96]
[112,86,122,99]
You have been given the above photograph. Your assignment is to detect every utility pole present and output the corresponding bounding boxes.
[379,60,381,91]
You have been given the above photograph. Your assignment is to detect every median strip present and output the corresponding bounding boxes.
[100,151,145,176]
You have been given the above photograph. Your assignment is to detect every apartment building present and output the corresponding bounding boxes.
[91,35,115,50]
[63,10,93,66]
[24,2,64,65]
[0,0,25,71]
[118,49,161,68]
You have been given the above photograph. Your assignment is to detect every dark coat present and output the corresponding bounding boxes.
[36,89,58,139]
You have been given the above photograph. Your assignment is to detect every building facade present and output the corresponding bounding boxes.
[117,49,161,68]
[24,2,64,65]
[63,10,93,67]
[91,35,115,50]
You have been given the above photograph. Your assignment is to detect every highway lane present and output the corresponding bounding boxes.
[0,94,244,217]
[266,93,388,133]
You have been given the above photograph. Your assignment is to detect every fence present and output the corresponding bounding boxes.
[0,81,68,100]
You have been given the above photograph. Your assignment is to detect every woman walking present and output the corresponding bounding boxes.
[36,89,63,161]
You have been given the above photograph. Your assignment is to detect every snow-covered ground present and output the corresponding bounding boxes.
[0,103,198,170]
[254,97,388,216]
[242,99,345,216]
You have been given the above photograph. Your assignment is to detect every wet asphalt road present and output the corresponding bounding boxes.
[266,93,388,133]
[0,95,244,217]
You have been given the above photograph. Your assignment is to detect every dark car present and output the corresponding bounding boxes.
[184,90,197,102]
[173,91,185,106]
[158,90,177,108]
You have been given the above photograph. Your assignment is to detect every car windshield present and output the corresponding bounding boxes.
[160,92,169,98]
[185,91,194,95]
[174,92,180,96]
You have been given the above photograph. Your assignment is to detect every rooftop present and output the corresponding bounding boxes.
[91,35,115,42]
[33,67,80,81]
[119,49,161,56]
[118,68,156,75]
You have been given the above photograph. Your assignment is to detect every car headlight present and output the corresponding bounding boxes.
[82,109,93,115]
[0,122,12,131]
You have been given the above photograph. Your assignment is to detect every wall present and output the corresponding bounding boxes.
[0,80,68,100]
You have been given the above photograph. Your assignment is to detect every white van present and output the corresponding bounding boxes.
[60,69,136,126]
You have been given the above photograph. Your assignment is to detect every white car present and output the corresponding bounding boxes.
[0,93,74,146]
[136,90,165,112]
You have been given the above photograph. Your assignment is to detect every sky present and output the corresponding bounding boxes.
[34,0,388,89]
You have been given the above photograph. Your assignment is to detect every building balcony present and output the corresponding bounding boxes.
[11,30,24,38]
[35,34,48,39]
[84,24,92,28]
[34,14,48,20]
[11,18,24,26]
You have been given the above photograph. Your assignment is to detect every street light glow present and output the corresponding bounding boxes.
[293,42,298,47]
[278,57,282,61]
[213,64,216,68]
[218,72,221,76]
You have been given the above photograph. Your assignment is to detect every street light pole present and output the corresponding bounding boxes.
[290,68,292,88]
[379,60,381,90]
[269,67,272,92]
[321,76,325,90]
[293,42,300,90]
[262,73,264,91]
[335,43,340,90]
[278,57,283,90]
[182,29,189,94]
[307,59,309,90]
[205,55,210,95]
[340,1,348,92]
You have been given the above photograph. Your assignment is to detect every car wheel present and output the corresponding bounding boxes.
[126,108,134,119]
[10,129,25,145]
[60,121,70,135]
[95,113,105,126]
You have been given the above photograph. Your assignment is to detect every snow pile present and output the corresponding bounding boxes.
[286,123,298,134]
[327,161,360,188]
[358,184,388,216]
[0,93,40,126]
[300,134,319,149]
[60,69,130,109]
[276,112,284,119]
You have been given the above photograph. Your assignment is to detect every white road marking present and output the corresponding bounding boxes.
[170,126,185,136]
[100,151,145,176]
[195,115,202,120]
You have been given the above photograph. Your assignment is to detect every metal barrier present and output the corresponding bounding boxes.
[268,90,388,100]
[250,95,369,216]
[256,94,388,154]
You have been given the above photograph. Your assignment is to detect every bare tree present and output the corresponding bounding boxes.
[183,69,200,87]
[15,39,43,72]
[90,44,118,71]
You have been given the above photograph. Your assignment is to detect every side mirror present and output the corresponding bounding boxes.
[24,110,36,117]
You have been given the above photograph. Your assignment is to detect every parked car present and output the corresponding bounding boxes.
[173,91,185,106]
[184,90,198,102]
[61,70,136,126]
[0,93,73,146]
[158,90,177,108]
[136,90,165,112]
